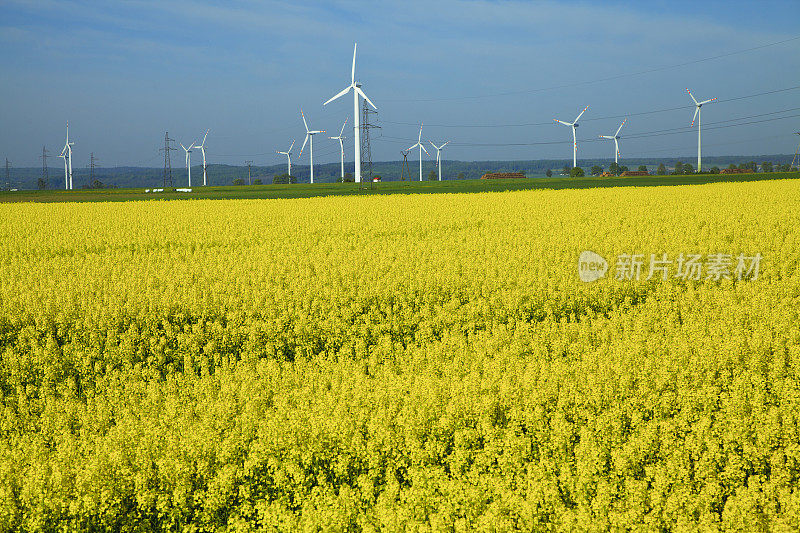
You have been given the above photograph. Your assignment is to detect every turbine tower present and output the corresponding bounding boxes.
[687,88,717,172]
[407,123,428,181]
[180,141,195,187]
[277,140,295,177]
[58,151,68,190]
[60,122,74,190]
[599,119,626,164]
[554,105,589,168]
[429,140,450,181]
[298,109,325,184]
[196,129,209,186]
[323,43,377,184]
[330,118,348,181]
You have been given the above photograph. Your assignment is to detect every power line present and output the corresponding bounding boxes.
[380,85,800,129]
[374,106,800,147]
[382,34,800,102]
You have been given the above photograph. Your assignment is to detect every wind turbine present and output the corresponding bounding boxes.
[554,105,589,168]
[60,122,74,189]
[195,129,209,186]
[277,140,295,177]
[298,109,325,184]
[598,119,626,164]
[180,141,195,187]
[686,88,716,172]
[323,43,377,184]
[330,118,348,181]
[407,123,428,181]
[429,140,450,181]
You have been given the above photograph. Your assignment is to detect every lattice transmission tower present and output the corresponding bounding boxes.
[159,132,177,187]
[40,146,49,189]
[360,99,380,181]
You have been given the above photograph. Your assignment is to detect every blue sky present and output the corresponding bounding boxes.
[1,0,799,167]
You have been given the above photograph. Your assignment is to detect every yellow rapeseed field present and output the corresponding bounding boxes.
[1,179,799,530]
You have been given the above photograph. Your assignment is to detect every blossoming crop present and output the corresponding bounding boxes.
[1,179,799,530]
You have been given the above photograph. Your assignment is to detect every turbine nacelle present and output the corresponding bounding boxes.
[277,139,295,156]
[299,110,325,157]
[323,44,377,111]
[687,88,716,127]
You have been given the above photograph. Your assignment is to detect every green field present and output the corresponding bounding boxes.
[1,172,798,203]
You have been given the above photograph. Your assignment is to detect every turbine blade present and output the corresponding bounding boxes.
[300,134,309,156]
[324,85,351,106]
[686,88,699,105]
[441,141,449,148]
[355,87,377,110]
[407,143,418,152]
[574,105,589,123]
[555,119,571,126]
[340,117,348,136]
[616,119,626,136]
[691,107,699,127]
[700,97,716,105]
[301,109,309,131]
[429,141,437,149]
[418,123,423,143]
[202,129,209,145]
[289,140,295,152]
[352,43,357,84]
[420,145,429,155]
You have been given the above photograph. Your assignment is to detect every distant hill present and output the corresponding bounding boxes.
[3,154,797,190]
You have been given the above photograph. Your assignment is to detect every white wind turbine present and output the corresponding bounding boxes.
[195,129,209,186]
[429,140,450,181]
[686,88,717,172]
[277,140,295,177]
[554,105,589,168]
[598,119,626,165]
[298,109,325,184]
[323,43,377,183]
[407,123,429,181]
[60,122,74,189]
[180,141,195,187]
[330,118,348,181]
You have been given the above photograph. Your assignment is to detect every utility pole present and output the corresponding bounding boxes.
[400,150,412,181]
[40,146,49,189]
[159,132,177,187]
[245,160,253,185]
[361,99,380,181]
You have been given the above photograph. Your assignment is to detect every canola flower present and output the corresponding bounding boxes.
[0,180,799,530]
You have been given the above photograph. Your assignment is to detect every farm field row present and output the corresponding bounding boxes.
[0,171,797,203]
